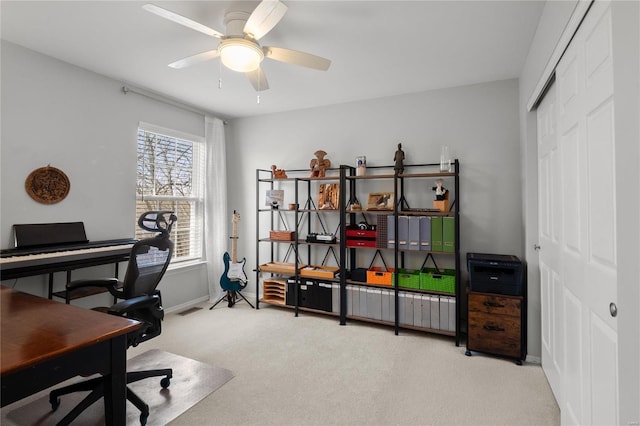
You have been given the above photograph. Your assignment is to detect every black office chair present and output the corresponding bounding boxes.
[49,211,177,426]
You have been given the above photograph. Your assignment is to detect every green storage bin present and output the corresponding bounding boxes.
[398,268,420,289]
[420,268,456,294]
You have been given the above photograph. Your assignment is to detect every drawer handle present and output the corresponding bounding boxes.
[484,325,505,332]
[483,301,505,308]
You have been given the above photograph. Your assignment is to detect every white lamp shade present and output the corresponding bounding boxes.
[219,39,264,73]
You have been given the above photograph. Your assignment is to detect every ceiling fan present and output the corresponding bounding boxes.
[143,1,331,91]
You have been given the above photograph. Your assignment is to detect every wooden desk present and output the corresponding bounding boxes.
[0,285,141,424]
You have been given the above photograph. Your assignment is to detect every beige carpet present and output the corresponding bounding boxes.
[155,302,561,425]
[3,349,233,426]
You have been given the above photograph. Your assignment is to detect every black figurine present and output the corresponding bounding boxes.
[394,143,405,175]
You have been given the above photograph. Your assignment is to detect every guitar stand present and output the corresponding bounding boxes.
[209,290,255,310]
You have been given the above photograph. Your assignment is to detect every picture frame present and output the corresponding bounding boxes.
[265,189,284,208]
[318,183,339,210]
[366,192,394,210]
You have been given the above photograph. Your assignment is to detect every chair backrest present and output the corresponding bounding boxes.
[119,212,176,346]
[122,211,176,299]
[121,236,174,299]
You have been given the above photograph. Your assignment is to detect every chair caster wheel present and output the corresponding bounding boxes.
[50,397,60,411]
[140,412,148,425]
[465,350,472,357]
[161,377,171,388]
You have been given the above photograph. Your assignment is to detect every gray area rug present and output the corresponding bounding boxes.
[5,349,234,425]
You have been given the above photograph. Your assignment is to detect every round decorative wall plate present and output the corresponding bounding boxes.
[25,166,70,204]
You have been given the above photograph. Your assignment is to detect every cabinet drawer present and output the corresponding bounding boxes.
[468,293,521,316]
[468,311,521,358]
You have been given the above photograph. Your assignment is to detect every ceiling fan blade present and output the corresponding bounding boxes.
[143,4,224,39]
[168,50,220,69]
[247,67,269,91]
[243,0,288,40]
[264,47,331,71]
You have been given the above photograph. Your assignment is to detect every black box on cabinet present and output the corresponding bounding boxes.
[467,253,523,296]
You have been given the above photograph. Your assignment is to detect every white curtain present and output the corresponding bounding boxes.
[204,116,228,302]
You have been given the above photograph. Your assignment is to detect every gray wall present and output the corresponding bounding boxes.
[1,40,209,310]
[227,78,524,341]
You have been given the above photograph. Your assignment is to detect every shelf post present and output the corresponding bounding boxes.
[294,178,300,317]
[453,158,461,346]
[393,173,400,335]
[338,165,350,325]
[255,168,260,309]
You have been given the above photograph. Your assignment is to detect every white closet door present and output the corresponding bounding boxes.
[546,1,618,424]
[537,82,564,406]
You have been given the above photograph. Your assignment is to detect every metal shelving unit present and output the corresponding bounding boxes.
[339,160,462,344]
[256,160,462,345]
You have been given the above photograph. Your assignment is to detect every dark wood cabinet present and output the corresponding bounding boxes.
[466,291,526,364]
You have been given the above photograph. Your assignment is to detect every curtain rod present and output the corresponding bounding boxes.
[121,85,228,124]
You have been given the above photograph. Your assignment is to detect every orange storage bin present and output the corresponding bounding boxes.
[366,267,395,286]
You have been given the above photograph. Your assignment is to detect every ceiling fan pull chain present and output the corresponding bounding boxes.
[257,94,260,104]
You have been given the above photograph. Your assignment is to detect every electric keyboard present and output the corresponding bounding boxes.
[0,239,136,279]
[0,221,136,300]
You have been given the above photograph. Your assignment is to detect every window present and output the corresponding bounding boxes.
[136,123,205,263]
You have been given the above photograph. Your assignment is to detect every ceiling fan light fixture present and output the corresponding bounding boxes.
[219,39,264,73]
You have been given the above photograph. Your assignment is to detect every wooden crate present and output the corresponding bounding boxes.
[433,199,450,212]
[259,262,306,275]
[299,265,339,279]
[270,230,294,241]
[262,279,287,305]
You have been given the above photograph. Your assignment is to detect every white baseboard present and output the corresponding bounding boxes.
[242,291,257,302]
[526,355,541,364]
[164,295,210,314]
[166,291,258,314]
[210,290,257,304]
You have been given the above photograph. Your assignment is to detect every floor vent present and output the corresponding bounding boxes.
[177,307,203,316]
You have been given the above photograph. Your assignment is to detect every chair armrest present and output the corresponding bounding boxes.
[108,294,161,316]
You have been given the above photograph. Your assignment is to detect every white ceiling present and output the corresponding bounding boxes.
[1,1,544,119]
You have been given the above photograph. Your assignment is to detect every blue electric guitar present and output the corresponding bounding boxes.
[220,210,247,292]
